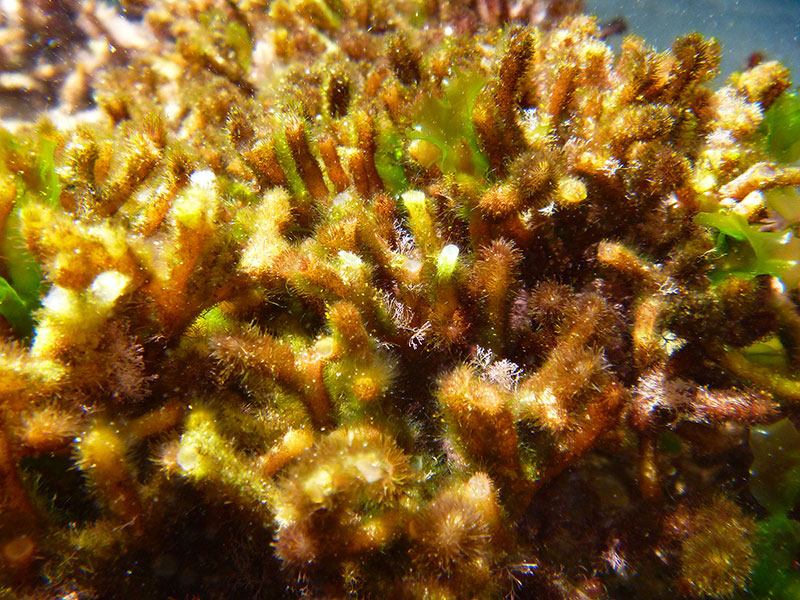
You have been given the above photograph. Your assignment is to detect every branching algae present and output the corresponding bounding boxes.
[0,1,799,598]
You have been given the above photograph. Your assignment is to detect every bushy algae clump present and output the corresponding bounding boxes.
[0,1,799,598]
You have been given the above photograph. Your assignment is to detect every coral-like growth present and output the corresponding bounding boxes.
[0,0,798,598]
[667,497,756,598]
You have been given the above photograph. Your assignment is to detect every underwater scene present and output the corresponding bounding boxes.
[0,0,799,598]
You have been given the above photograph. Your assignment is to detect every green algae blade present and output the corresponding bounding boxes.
[0,276,34,336]
[762,90,800,164]
[695,211,800,286]
[409,70,489,177]
[749,418,800,515]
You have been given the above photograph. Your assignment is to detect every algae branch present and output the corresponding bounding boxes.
[1,0,800,598]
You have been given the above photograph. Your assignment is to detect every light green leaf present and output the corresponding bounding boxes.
[0,276,33,335]
[409,70,489,177]
[695,211,800,286]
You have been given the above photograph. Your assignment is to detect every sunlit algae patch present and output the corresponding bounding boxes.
[1,0,800,598]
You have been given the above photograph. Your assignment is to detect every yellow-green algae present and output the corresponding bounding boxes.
[0,1,799,599]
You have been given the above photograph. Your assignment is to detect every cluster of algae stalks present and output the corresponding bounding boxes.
[1,0,800,598]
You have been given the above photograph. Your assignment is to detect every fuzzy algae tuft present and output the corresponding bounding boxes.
[0,1,799,599]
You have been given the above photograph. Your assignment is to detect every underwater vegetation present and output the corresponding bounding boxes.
[1,0,800,598]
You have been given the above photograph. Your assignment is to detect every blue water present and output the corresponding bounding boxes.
[588,0,800,81]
